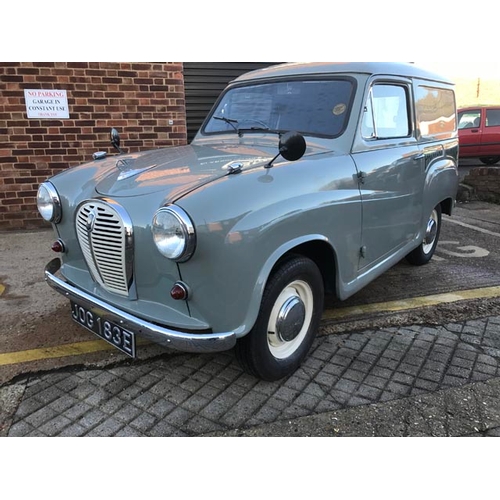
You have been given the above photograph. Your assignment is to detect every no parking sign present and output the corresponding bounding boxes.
[24,89,69,119]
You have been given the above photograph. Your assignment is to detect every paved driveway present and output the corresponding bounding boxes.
[2,199,500,436]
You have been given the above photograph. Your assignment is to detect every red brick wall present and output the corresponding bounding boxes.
[0,62,187,230]
[463,167,500,204]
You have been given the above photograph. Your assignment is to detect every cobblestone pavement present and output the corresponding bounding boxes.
[4,314,500,437]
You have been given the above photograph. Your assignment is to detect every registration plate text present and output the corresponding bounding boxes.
[70,301,136,357]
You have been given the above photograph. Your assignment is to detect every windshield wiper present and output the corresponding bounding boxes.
[213,115,239,133]
[237,126,271,135]
[213,116,273,137]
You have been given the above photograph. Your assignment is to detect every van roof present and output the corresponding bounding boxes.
[233,62,454,85]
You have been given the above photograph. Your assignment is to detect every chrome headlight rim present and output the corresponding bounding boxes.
[152,205,196,262]
[37,182,62,223]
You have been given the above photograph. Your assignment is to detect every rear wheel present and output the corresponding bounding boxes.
[235,256,324,381]
[479,156,500,165]
[406,205,441,266]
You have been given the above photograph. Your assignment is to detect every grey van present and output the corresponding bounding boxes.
[38,62,459,380]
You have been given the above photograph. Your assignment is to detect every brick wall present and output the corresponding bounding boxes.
[0,62,187,230]
[462,167,500,204]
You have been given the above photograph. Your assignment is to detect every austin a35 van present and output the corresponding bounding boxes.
[38,62,459,380]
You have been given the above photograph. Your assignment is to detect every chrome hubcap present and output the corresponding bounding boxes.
[423,210,438,254]
[267,280,313,359]
[276,296,306,342]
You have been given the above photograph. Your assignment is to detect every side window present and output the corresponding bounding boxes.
[362,84,410,140]
[486,109,500,127]
[458,110,481,129]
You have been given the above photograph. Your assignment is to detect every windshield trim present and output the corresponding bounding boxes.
[200,75,357,140]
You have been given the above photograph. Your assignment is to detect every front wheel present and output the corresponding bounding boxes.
[235,256,324,381]
[406,205,442,266]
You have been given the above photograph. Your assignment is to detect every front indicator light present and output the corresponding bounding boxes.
[170,282,189,301]
[51,239,65,253]
[50,239,66,253]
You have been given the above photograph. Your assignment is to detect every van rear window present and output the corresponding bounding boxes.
[416,86,456,139]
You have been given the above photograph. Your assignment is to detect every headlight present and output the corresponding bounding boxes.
[152,206,196,262]
[37,182,62,223]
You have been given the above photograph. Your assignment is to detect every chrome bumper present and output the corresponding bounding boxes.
[44,258,237,354]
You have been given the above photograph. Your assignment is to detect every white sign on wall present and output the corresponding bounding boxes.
[24,89,69,119]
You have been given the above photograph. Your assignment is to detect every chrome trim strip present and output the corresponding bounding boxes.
[45,258,236,354]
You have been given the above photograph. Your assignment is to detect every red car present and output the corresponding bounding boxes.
[458,105,500,165]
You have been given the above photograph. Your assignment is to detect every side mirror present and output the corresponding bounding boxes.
[279,131,306,162]
[110,128,124,154]
[266,131,306,168]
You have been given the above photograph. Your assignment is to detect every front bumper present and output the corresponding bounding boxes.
[45,258,237,354]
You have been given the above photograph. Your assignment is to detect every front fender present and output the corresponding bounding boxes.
[177,155,361,336]
[235,233,332,337]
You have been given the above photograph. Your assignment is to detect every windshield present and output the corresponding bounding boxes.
[203,78,355,138]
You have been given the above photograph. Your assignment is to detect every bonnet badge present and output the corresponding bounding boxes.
[86,208,97,233]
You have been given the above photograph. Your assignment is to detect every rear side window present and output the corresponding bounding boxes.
[362,84,410,139]
[486,109,500,127]
[416,86,456,138]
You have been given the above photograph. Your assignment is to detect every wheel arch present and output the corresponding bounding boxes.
[424,156,458,218]
[236,235,339,339]
[270,239,338,298]
[440,196,454,216]
[235,250,327,380]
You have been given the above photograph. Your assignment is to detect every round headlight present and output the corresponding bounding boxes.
[37,182,62,223]
[152,206,196,262]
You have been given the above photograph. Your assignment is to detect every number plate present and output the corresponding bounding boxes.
[70,301,136,357]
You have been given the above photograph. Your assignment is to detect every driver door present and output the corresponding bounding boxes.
[352,79,424,271]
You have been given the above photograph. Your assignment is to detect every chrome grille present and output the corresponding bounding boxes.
[76,200,133,297]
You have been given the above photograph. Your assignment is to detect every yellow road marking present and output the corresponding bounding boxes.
[0,339,116,366]
[0,336,152,367]
[1,286,500,367]
[0,283,5,296]
[323,285,500,321]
